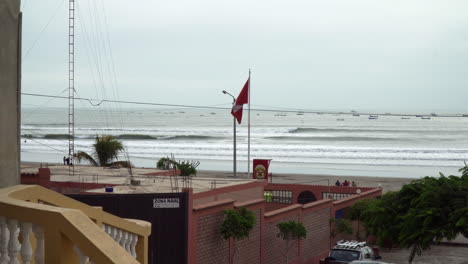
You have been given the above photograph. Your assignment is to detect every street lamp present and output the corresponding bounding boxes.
[222,90,237,178]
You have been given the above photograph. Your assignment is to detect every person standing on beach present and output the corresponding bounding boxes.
[352,181,357,187]
[343,180,350,187]
[335,180,341,186]
[63,156,66,165]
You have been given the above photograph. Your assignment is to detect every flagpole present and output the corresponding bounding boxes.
[247,69,251,179]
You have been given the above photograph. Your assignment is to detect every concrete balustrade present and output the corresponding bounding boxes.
[103,224,139,259]
[0,185,151,264]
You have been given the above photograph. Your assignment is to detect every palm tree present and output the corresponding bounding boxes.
[75,135,130,167]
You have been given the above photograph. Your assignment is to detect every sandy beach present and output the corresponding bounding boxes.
[22,161,416,193]
[196,170,416,193]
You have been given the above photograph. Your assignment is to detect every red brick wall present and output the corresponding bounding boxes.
[21,168,51,187]
[196,211,230,264]
[217,186,263,203]
[302,207,331,262]
[188,186,382,264]
[265,202,290,212]
[266,183,375,204]
[235,208,262,264]
[193,181,265,206]
[264,214,299,264]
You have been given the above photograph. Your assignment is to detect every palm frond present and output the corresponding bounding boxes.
[75,151,98,166]
[109,161,132,168]
[93,135,124,166]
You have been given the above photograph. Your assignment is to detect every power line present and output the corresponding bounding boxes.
[23,137,67,154]
[22,92,468,117]
[22,92,233,110]
[23,0,66,61]
[21,92,319,113]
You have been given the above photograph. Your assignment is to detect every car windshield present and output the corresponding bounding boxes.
[330,249,360,261]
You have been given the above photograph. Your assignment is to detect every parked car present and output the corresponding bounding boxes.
[320,240,383,264]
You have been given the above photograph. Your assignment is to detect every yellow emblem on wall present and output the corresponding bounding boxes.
[254,164,266,179]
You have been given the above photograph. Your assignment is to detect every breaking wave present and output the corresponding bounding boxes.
[265,136,405,142]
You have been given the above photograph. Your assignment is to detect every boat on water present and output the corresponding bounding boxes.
[352,113,360,117]
[401,117,411,119]
[296,112,304,115]
[336,118,345,121]
[368,116,378,120]
[274,113,287,117]
[421,117,431,120]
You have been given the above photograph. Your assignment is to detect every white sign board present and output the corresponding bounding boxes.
[153,198,180,208]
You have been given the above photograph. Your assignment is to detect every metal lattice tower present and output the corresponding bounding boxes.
[68,0,75,176]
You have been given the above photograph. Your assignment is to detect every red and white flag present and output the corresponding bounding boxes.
[231,78,249,124]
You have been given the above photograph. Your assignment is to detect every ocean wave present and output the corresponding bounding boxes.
[119,134,223,140]
[22,133,222,141]
[117,134,157,140]
[288,127,467,134]
[265,136,404,142]
[21,134,72,139]
[157,135,222,140]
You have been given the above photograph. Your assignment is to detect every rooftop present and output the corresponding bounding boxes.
[21,164,257,194]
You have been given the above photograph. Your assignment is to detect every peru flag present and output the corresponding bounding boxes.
[231,78,249,124]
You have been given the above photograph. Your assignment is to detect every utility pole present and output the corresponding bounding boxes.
[68,0,75,176]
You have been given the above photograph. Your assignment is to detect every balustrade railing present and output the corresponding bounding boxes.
[0,185,151,264]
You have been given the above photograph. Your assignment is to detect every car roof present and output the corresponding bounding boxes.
[333,240,369,251]
[350,261,395,264]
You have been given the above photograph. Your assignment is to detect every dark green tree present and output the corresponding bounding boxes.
[348,198,375,240]
[220,207,256,264]
[355,170,468,264]
[75,135,130,167]
[277,221,307,264]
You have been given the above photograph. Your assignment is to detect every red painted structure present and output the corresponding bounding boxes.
[264,183,376,212]
[23,168,383,264]
[186,181,382,264]
[20,168,116,194]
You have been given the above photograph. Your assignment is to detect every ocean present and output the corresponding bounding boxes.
[21,107,468,178]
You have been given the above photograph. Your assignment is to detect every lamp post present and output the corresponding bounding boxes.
[222,90,236,178]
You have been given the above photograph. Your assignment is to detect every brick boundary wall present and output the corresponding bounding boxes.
[264,205,302,264]
[192,181,266,206]
[265,183,376,212]
[188,186,382,264]
[301,201,332,264]
[233,199,264,264]
[192,199,234,264]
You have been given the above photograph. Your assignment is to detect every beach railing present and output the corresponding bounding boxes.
[0,185,151,264]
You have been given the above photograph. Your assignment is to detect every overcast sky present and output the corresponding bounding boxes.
[20,0,468,113]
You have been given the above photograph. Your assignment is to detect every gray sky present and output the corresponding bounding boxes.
[21,0,468,113]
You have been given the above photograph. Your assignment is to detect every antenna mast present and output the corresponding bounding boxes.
[68,0,75,176]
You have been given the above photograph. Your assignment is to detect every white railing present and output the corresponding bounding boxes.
[0,185,151,264]
[103,224,139,258]
[0,217,38,264]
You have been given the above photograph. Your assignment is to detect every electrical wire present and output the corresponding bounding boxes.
[23,137,67,154]
[21,92,318,113]
[23,0,66,61]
